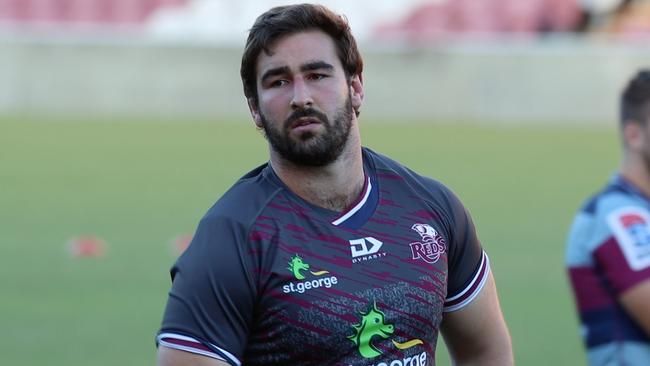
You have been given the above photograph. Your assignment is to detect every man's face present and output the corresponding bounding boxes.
[251,30,356,167]
[639,119,650,170]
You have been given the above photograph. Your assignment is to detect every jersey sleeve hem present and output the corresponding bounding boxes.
[157,332,241,366]
[443,251,490,313]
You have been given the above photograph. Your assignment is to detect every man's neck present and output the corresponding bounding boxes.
[270,140,365,213]
[620,155,650,198]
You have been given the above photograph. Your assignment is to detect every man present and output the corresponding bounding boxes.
[567,70,650,365]
[156,4,513,366]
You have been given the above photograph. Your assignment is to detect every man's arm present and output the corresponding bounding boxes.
[440,272,514,366]
[157,346,231,366]
[620,278,650,336]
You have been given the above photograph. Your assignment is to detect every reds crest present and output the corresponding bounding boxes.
[409,223,446,264]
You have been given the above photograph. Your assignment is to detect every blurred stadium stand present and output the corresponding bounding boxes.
[0,0,188,28]
[1,0,650,124]
[374,0,584,42]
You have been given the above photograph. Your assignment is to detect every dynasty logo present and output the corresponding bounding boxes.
[283,254,339,294]
[349,237,387,264]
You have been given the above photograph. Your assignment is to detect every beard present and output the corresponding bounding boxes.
[259,95,354,167]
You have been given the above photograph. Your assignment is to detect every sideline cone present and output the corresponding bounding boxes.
[66,235,107,258]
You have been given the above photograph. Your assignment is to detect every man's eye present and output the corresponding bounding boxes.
[270,80,288,87]
[310,74,326,80]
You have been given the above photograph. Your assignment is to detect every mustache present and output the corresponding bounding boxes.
[285,108,328,128]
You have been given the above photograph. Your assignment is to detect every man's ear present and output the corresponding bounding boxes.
[349,74,364,116]
[624,120,643,150]
[248,98,263,128]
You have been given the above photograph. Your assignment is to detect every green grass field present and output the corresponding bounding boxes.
[0,116,618,365]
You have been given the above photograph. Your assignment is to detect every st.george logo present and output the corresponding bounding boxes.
[409,223,446,264]
[283,254,339,294]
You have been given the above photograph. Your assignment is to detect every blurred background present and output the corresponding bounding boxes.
[2,0,650,122]
[1,0,649,365]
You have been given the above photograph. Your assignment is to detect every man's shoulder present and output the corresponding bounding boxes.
[364,147,447,190]
[203,163,282,224]
[364,147,455,203]
[581,182,642,219]
[567,179,646,257]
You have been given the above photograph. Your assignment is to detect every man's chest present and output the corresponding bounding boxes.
[244,214,449,365]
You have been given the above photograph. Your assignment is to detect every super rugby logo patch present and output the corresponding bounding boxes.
[607,207,650,271]
[409,223,446,264]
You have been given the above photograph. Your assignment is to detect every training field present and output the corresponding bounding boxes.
[1,116,617,365]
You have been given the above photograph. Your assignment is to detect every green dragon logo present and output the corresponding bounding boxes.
[287,254,330,280]
[348,302,424,359]
[348,302,394,358]
[288,254,310,280]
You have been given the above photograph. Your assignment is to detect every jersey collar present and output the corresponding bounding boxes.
[612,174,650,203]
[264,148,379,230]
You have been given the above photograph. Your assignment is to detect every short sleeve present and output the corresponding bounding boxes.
[157,214,256,366]
[594,206,650,294]
[440,187,490,312]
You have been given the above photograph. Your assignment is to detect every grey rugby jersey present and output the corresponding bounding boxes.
[157,147,490,366]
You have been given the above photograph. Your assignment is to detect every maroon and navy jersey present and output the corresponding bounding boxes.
[157,147,490,366]
[566,175,650,365]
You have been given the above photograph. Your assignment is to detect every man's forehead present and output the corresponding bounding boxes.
[256,31,340,74]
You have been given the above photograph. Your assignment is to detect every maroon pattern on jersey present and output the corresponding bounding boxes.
[157,148,487,366]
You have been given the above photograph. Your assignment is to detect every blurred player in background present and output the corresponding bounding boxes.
[567,69,650,365]
[156,4,513,366]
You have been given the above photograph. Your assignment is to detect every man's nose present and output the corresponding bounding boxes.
[290,78,313,109]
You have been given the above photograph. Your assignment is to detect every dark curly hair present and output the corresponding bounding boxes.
[621,70,650,125]
[240,4,363,107]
